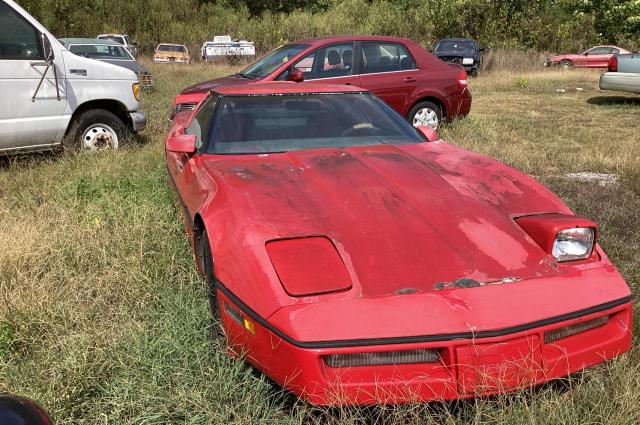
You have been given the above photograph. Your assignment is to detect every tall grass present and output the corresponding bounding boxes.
[0,63,638,423]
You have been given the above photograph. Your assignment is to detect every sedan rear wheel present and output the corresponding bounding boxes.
[409,101,442,129]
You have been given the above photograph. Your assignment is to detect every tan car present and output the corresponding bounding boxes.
[153,43,191,64]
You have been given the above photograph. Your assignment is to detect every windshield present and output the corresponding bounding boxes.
[205,93,424,154]
[239,44,308,79]
[158,45,186,53]
[69,44,133,60]
[100,36,125,45]
[435,40,476,52]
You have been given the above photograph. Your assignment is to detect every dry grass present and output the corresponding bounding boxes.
[0,62,638,424]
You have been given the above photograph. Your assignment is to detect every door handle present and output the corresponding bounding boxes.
[404,77,416,82]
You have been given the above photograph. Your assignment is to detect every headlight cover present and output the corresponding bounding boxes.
[552,227,595,262]
[462,57,474,65]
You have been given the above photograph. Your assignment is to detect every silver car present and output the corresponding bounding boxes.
[600,52,640,94]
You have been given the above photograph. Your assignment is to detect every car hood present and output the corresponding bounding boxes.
[181,75,253,95]
[97,59,148,74]
[204,142,571,300]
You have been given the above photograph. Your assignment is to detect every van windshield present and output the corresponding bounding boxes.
[239,44,308,79]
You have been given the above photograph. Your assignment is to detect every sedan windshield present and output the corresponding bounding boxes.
[435,40,476,51]
[239,44,308,79]
[69,44,133,60]
[205,93,424,154]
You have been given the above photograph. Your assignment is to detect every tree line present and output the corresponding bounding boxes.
[20,0,640,54]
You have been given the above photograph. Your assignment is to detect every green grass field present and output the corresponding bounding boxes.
[0,63,638,424]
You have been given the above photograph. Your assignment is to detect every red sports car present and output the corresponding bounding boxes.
[545,45,632,69]
[166,82,632,405]
[172,35,471,129]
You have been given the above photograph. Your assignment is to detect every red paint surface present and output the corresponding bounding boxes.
[172,35,472,121]
[549,45,631,68]
[166,85,633,405]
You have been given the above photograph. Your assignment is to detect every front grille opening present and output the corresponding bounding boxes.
[544,315,609,344]
[324,348,440,368]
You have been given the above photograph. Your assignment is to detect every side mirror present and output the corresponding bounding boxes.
[166,134,197,154]
[416,125,439,142]
[40,32,54,62]
[287,68,304,83]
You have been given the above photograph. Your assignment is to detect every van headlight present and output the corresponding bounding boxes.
[133,83,141,101]
[552,227,595,262]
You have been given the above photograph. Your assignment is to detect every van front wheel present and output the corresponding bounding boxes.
[64,109,128,152]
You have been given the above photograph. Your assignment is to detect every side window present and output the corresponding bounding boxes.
[361,42,416,74]
[611,48,619,54]
[587,47,610,55]
[288,43,355,80]
[0,2,43,60]
[185,96,218,151]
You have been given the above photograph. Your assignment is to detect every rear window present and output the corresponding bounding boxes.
[158,45,186,52]
[204,93,423,154]
[99,36,125,45]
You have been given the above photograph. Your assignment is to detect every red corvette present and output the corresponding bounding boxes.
[545,45,631,69]
[166,82,632,405]
[172,35,471,129]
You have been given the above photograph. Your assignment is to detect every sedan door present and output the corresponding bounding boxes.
[280,42,360,87]
[357,42,419,116]
[0,1,67,152]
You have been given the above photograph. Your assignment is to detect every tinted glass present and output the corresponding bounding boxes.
[158,45,186,52]
[587,47,611,55]
[69,44,132,60]
[240,44,308,79]
[186,96,218,150]
[0,2,43,59]
[361,42,416,74]
[434,40,476,51]
[289,43,355,80]
[205,93,423,154]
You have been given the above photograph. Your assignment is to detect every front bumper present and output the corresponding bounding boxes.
[219,290,632,405]
[599,72,640,94]
[129,112,147,133]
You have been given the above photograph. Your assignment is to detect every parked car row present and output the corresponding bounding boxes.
[1,0,635,410]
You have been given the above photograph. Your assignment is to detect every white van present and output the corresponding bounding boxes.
[0,0,146,154]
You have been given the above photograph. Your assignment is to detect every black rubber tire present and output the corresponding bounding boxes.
[199,229,221,323]
[63,109,128,152]
[560,60,573,70]
[408,101,443,128]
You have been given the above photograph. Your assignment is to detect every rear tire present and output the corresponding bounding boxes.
[64,109,128,153]
[408,101,443,129]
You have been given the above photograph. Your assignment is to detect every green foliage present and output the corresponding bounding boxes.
[20,0,640,54]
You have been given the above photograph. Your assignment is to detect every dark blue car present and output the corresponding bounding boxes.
[433,38,483,76]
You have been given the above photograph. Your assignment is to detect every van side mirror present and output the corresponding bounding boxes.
[166,134,197,154]
[416,125,439,142]
[40,32,54,62]
[287,68,304,83]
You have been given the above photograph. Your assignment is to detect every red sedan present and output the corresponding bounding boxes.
[545,45,631,69]
[173,35,471,129]
[166,82,632,405]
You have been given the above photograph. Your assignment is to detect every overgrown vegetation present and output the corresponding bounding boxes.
[0,61,638,423]
[19,0,640,54]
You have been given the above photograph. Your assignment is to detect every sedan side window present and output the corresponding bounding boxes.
[361,42,416,74]
[288,42,355,80]
[186,96,218,151]
[586,47,611,55]
[0,2,43,60]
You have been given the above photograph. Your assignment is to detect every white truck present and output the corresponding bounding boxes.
[0,0,146,154]
[201,35,256,63]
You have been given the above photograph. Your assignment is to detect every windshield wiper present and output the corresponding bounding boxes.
[233,72,255,80]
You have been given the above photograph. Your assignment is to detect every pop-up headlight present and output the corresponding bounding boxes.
[516,213,597,263]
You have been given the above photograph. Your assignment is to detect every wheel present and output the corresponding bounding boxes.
[560,60,573,70]
[64,109,128,152]
[408,101,442,129]
[198,229,221,322]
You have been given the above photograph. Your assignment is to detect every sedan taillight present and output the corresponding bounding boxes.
[608,55,618,72]
[457,69,468,88]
